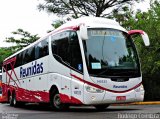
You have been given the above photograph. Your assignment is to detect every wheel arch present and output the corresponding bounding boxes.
[49,85,59,101]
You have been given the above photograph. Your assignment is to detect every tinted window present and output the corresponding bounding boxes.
[40,39,49,58]
[3,39,49,69]
[69,32,83,72]
[35,44,40,59]
[51,31,83,73]
[52,32,70,65]
[83,28,140,78]
[35,39,49,59]
[15,53,22,67]
[25,47,35,63]
[22,50,27,64]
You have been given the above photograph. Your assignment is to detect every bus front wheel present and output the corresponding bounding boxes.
[50,90,69,110]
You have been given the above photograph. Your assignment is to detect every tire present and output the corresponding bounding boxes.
[50,90,69,110]
[94,104,109,111]
[9,94,14,106]
[12,92,21,107]
[12,93,18,107]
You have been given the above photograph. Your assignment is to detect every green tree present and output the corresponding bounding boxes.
[47,20,64,33]
[0,47,13,69]
[38,0,140,18]
[136,1,160,101]
[113,0,160,101]
[6,28,40,51]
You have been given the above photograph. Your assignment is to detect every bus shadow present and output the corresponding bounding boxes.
[6,104,141,113]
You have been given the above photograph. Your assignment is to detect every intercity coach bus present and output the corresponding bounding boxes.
[2,17,150,110]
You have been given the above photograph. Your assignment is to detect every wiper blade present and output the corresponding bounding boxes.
[113,70,137,75]
[97,69,109,76]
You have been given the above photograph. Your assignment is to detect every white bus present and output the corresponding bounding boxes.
[2,17,149,110]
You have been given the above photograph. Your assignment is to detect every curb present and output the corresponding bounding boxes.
[112,101,160,106]
[131,101,160,105]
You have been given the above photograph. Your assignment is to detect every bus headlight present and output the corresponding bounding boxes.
[135,84,144,92]
[85,85,104,93]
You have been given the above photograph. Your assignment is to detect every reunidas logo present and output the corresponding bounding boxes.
[113,85,127,88]
[20,61,43,78]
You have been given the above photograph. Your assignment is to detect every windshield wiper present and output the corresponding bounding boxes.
[112,70,138,75]
[97,69,109,76]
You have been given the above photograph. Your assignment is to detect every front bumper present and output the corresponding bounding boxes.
[83,88,144,105]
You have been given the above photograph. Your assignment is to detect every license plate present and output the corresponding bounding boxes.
[116,96,126,101]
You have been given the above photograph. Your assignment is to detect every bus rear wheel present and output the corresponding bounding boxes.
[12,93,18,107]
[50,90,69,110]
[9,94,14,106]
[12,92,23,107]
[94,104,109,111]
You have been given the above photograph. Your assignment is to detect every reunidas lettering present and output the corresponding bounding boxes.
[20,61,43,78]
[113,85,127,88]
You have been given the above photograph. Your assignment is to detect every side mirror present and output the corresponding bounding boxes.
[128,30,150,46]
[80,25,88,40]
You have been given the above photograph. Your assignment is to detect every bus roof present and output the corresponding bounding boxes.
[57,17,126,32]
[4,17,127,62]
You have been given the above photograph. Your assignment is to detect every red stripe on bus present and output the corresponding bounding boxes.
[60,93,82,104]
[70,74,142,93]
[128,30,144,35]
[3,57,16,65]
[41,26,79,41]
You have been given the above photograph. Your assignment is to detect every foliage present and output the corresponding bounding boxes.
[47,20,64,33]
[6,29,40,51]
[0,47,14,68]
[113,0,160,101]
[38,0,140,18]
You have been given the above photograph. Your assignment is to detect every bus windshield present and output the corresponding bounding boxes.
[82,28,140,78]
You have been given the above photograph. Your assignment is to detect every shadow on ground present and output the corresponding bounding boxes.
[4,103,141,113]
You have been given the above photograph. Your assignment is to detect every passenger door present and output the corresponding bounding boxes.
[69,31,84,103]
[52,31,72,101]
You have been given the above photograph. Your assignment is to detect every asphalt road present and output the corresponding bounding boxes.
[0,103,160,119]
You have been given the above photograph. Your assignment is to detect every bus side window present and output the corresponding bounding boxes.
[69,31,83,73]
[15,53,22,68]
[52,32,70,65]
[35,39,49,60]
[25,46,35,63]
[35,44,40,60]
[22,50,27,65]
[39,39,49,58]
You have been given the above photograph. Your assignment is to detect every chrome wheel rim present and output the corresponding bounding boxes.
[9,96,12,104]
[53,94,61,109]
[13,96,16,105]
